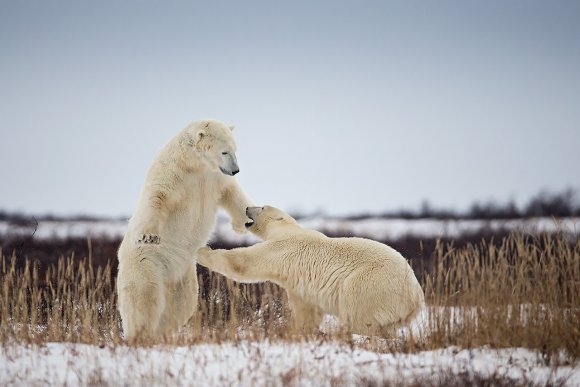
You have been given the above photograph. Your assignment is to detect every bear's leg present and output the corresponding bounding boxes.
[177,263,199,326]
[286,290,323,333]
[338,272,393,337]
[117,264,165,342]
[371,306,415,338]
[219,179,253,233]
[339,286,401,337]
[197,246,271,283]
[219,180,253,234]
[339,306,388,337]
[159,263,198,337]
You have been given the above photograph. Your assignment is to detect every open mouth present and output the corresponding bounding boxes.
[244,211,255,228]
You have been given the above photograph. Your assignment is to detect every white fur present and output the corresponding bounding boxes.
[117,119,252,341]
[197,206,424,336]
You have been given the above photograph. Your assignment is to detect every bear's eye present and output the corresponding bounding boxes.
[221,152,228,155]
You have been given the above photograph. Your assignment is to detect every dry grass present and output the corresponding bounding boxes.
[423,233,580,358]
[0,232,579,360]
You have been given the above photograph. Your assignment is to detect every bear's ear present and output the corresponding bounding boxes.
[195,130,206,144]
[228,125,235,132]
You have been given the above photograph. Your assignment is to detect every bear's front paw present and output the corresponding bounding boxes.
[136,234,160,245]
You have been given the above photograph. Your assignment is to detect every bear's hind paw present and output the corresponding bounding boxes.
[136,234,161,245]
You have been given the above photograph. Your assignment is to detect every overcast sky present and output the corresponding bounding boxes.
[1,0,579,217]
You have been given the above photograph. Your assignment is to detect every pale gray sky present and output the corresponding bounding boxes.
[1,0,579,217]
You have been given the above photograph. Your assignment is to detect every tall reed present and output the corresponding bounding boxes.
[0,232,578,358]
[423,232,580,357]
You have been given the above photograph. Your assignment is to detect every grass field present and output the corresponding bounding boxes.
[1,230,579,385]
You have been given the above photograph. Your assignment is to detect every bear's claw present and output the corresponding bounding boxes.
[136,234,160,245]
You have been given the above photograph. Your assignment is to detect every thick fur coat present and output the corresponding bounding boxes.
[117,119,252,341]
[197,206,424,336]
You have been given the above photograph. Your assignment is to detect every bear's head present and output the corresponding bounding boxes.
[244,205,297,239]
[186,119,240,176]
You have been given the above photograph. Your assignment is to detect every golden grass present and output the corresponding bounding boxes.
[1,232,579,358]
[423,233,580,357]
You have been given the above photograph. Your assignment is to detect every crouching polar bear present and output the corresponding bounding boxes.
[197,206,424,336]
[117,119,252,341]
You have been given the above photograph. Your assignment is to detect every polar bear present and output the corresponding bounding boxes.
[117,119,252,341]
[197,205,424,336]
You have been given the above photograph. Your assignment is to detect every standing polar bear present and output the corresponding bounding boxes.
[117,119,252,341]
[197,206,424,336]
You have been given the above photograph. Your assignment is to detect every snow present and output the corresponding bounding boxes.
[300,217,580,241]
[0,219,128,241]
[1,310,578,385]
[1,341,578,386]
[1,216,578,244]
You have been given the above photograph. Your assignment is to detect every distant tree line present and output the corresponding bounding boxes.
[1,188,579,222]
[466,188,580,219]
[345,188,580,220]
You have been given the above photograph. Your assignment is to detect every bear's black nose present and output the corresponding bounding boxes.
[232,169,239,175]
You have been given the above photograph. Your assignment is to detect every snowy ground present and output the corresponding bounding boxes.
[1,341,578,386]
[1,310,579,386]
[2,217,579,385]
[1,215,579,244]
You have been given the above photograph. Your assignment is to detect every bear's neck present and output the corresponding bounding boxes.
[265,223,302,240]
